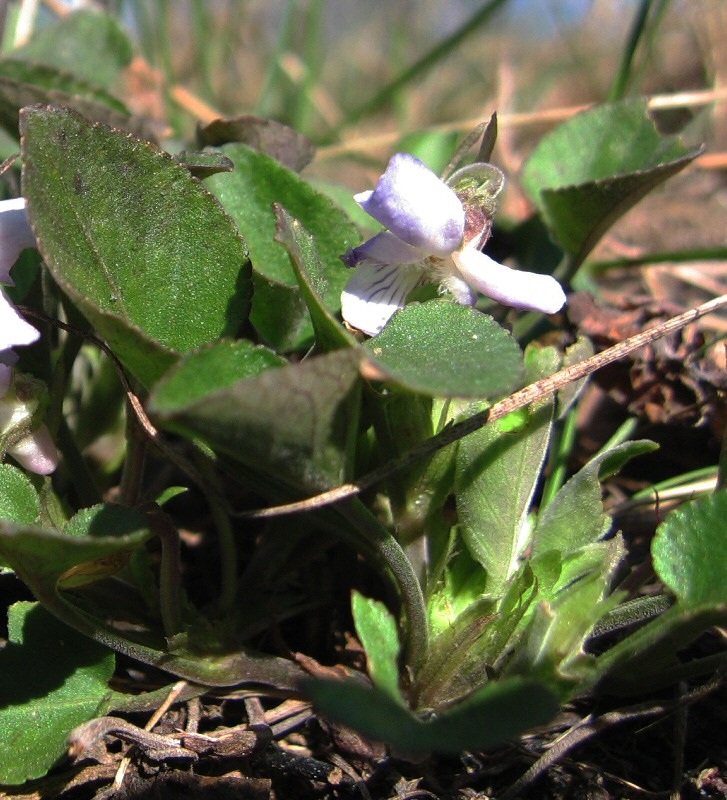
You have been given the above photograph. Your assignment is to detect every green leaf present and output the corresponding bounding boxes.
[521,99,702,265]
[366,303,524,398]
[417,566,537,709]
[306,676,559,754]
[652,490,727,608]
[151,339,286,409]
[351,592,403,704]
[150,348,362,493]
[274,205,357,352]
[0,59,128,113]
[205,143,358,350]
[0,519,303,690]
[21,105,251,387]
[0,602,114,785]
[533,440,657,558]
[63,502,149,543]
[0,71,158,142]
[0,463,40,524]
[455,346,558,591]
[11,10,133,90]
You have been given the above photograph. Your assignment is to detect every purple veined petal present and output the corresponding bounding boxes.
[452,248,567,314]
[8,423,59,475]
[341,261,427,336]
[356,153,465,257]
[341,230,426,269]
[0,289,39,350]
[0,198,37,286]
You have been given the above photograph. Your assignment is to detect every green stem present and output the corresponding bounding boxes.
[118,409,147,507]
[332,0,510,137]
[337,499,429,672]
[607,0,671,102]
[147,507,184,637]
[540,406,578,508]
[193,453,238,613]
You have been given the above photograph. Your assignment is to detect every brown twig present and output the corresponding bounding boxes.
[240,293,727,519]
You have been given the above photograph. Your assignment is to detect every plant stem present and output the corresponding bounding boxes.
[147,506,184,637]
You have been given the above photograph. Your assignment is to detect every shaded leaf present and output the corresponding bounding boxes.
[150,348,362,492]
[0,602,114,785]
[0,519,303,689]
[173,150,234,179]
[306,676,559,754]
[21,105,251,387]
[198,115,315,171]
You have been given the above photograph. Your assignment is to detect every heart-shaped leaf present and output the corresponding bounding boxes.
[521,99,702,266]
[366,302,524,398]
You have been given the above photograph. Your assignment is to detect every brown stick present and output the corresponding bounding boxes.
[240,293,727,519]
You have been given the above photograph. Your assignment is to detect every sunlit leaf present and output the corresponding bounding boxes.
[0,602,114,785]
[367,302,524,398]
[652,490,727,608]
[455,346,558,591]
[521,99,702,266]
[533,440,657,558]
[21,105,251,387]
[10,9,133,90]
[0,463,40,525]
[351,592,404,704]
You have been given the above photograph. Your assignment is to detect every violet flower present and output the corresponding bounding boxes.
[340,153,566,336]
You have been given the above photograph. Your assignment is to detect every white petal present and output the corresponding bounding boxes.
[341,262,426,336]
[0,289,39,350]
[356,153,464,257]
[9,423,59,475]
[342,231,425,268]
[452,249,566,314]
[0,198,37,285]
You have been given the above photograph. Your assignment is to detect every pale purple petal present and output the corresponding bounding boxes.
[9,423,59,474]
[0,289,39,350]
[0,350,17,397]
[452,248,566,314]
[342,231,425,268]
[356,154,464,257]
[341,261,427,336]
[0,198,37,285]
